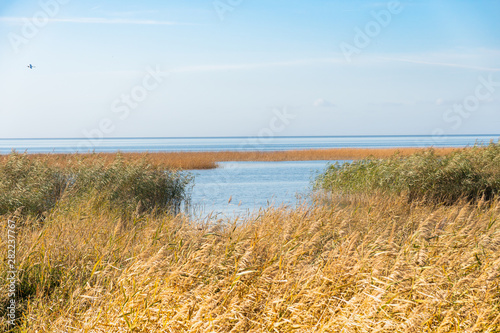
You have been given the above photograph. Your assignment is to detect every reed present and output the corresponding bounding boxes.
[1,147,464,170]
[2,147,500,331]
[2,195,500,331]
[317,142,500,204]
[0,153,192,217]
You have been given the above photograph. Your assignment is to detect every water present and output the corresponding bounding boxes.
[0,135,499,154]
[189,161,335,217]
[2,135,499,217]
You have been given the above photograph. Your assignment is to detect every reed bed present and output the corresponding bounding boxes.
[2,195,500,332]
[2,147,463,170]
[0,153,192,217]
[3,147,500,332]
[317,142,500,204]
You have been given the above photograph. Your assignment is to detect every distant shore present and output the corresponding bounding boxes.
[2,147,465,170]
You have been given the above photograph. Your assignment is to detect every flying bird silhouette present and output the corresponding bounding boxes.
[27,64,36,69]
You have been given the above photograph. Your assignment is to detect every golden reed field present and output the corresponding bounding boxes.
[2,195,500,332]
[2,146,500,332]
[0,147,461,170]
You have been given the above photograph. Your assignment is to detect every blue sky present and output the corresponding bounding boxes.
[0,0,499,138]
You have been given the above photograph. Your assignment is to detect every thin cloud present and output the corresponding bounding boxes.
[313,98,335,108]
[369,101,408,107]
[378,56,500,72]
[109,10,160,17]
[435,97,498,107]
[435,98,446,106]
[50,58,345,77]
[481,49,500,56]
[342,2,390,11]
[0,17,191,25]
[172,58,345,73]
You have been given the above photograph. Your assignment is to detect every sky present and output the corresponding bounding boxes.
[0,0,499,138]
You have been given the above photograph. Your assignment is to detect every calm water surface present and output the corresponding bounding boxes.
[189,161,337,217]
[1,135,499,154]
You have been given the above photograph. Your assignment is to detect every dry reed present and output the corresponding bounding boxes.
[1,147,463,170]
[2,195,500,332]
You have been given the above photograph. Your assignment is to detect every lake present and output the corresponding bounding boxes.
[189,160,336,217]
[2,135,499,216]
[1,135,499,154]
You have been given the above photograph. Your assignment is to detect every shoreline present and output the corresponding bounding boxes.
[2,147,466,170]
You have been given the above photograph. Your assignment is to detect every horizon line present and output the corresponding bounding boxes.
[1,134,499,141]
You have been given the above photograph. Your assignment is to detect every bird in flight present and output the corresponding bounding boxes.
[27,64,36,69]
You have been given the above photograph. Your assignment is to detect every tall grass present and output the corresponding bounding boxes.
[2,196,500,331]
[0,153,192,217]
[3,147,500,331]
[5,146,463,171]
[0,154,67,216]
[317,142,500,204]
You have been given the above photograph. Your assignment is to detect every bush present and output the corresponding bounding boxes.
[316,141,500,204]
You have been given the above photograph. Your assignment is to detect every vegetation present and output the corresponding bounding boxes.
[0,153,192,217]
[2,148,500,331]
[317,142,500,204]
[2,195,500,331]
[3,146,463,171]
